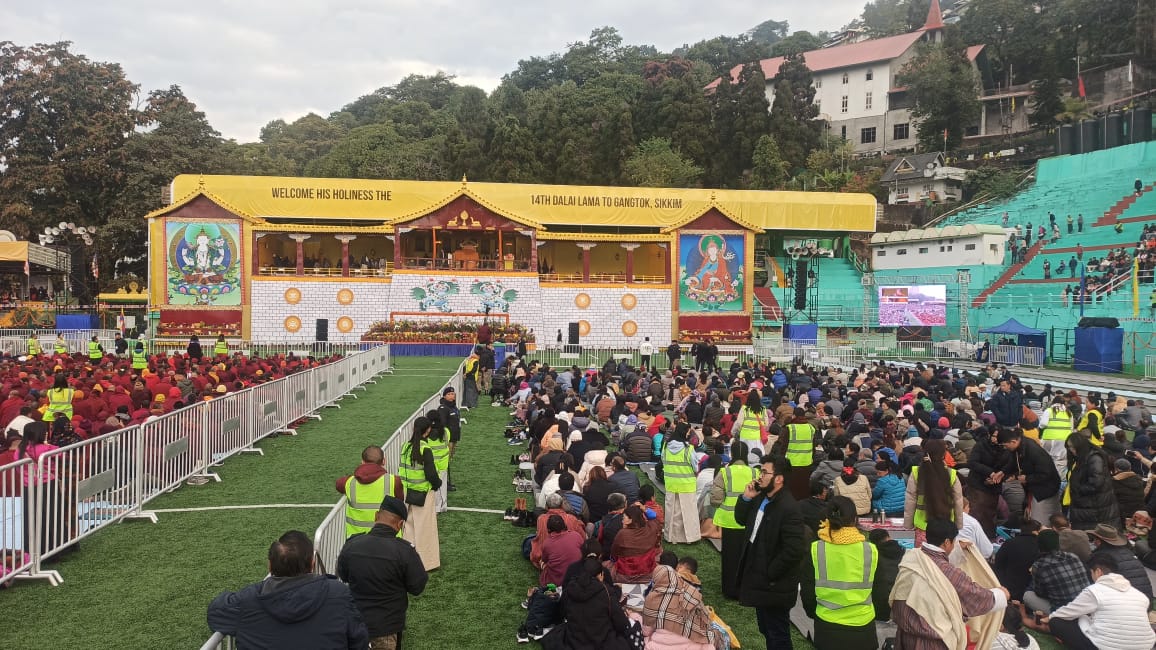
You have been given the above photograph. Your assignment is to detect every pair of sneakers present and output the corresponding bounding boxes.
[515,625,551,643]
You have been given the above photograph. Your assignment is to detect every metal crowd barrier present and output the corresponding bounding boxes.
[990,344,1047,367]
[1147,356,1156,380]
[0,345,393,589]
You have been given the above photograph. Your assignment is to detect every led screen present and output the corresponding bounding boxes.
[877,285,947,326]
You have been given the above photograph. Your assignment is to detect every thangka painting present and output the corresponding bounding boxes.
[166,221,242,306]
[678,232,744,312]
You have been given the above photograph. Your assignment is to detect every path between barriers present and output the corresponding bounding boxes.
[0,357,459,650]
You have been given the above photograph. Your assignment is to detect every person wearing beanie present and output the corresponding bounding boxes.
[436,387,460,492]
[1110,457,1146,521]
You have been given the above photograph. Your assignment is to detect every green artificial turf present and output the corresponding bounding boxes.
[0,357,458,649]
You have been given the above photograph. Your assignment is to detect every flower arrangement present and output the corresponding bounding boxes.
[362,320,536,344]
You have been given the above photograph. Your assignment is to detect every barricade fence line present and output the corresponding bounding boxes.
[1146,355,1156,380]
[2,345,394,588]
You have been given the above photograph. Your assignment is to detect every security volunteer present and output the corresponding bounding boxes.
[336,446,404,539]
[709,440,754,600]
[801,496,880,649]
[399,416,441,571]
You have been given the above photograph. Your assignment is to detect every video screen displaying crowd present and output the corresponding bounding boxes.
[474,347,1156,650]
[0,333,339,456]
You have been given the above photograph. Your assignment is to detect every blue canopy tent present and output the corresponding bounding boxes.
[979,318,1046,348]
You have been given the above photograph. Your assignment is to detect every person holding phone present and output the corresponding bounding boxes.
[734,456,805,649]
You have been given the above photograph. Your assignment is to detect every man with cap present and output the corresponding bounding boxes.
[436,386,460,491]
[338,495,428,650]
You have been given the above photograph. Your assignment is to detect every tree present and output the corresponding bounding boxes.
[861,0,913,37]
[487,116,542,183]
[770,31,823,57]
[0,41,141,243]
[730,62,772,178]
[750,135,789,189]
[1055,97,1092,124]
[767,52,821,172]
[624,138,702,187]
[1029,53,1064,129]
[899,44,981,151]
[259,113,348,174]
[748,19,789,47]
[964,166,1021,201]
[677,35,769,78]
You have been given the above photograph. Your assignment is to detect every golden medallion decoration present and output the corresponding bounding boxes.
[284,288,302,305]
[578,320,591,336]
[620,294,637,310]
[284,316,301,333]
[574,293,591,309]
[337,316,354,333]
[621,320,638,337]
[337,288,354,305]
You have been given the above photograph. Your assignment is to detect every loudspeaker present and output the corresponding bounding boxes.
[793,259,808,310]
[315,318,329,342]
[568,322,580,345]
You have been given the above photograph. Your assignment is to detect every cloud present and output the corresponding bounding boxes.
[2,0,865,141]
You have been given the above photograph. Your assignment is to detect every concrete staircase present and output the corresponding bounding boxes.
[1094,184,1154,226]
[972,240,1045,307]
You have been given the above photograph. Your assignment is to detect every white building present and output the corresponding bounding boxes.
[880,152,967,205]
[869,224,1007,270]
[709,0,1011,155]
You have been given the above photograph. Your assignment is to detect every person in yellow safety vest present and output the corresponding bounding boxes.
[731,390,769,459]
[1038,396,1072,476]
[87,336,103,362]
[662,423,701,545]
[801,496,880,649]
[903,439,964,545]
[425,409,451,514]
[131,342,148,371]
[1075,405,1104,447]
[53,335,68,355]
[398,416,441,571]
[337,446,404,539]
[26,334,41,357]
[784,407,817,501]
[42,374,75,422]
[213,334,228,357]
[709,440,753,600]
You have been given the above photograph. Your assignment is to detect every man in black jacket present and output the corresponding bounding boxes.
[437,387,461,491]
[338,496,429,649]
[735,455,805,649]
[208,530,368,649]
[998,428,1062,526]
[988,379,1024,428]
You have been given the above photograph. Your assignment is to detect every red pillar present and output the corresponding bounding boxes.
[337,236,353,277]
[290,234,309,276]
[625,247,634,283]
[581,244,593,282]
[252,233,262,275]
[663,245,671,283]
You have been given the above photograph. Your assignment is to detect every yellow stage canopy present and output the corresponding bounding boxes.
[169,175,877,233]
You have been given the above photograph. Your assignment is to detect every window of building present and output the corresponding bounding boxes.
[876,249,886,257]
[860,127,876,144]
[815,78,822,89]
[841,125,847,139]
[815,98,821,109]
[989,244,999,254]
[918,247,929,254]
[965,243,977,251]
[865,92,873,110]
[842,72,849,84]
[894,123,910,140]
[896,248,907,255]
[841,95,848,113]
[866,69,874,81]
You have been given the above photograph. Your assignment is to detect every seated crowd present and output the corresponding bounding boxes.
[0,335,338,455]
[490,352,1156,649]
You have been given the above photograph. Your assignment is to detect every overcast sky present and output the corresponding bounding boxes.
[4,1,864,142]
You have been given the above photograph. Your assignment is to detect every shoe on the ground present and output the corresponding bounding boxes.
[516,627,530,644]
[504,507,516,521]
[447,483,457,492]
[507,436,524,446]
[520,598,529,609]
[529,627,550,641]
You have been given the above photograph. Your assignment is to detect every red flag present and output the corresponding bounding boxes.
[1077,76,1086,98]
